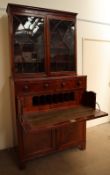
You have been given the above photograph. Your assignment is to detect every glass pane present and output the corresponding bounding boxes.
[13,15,45,73]
[49,19,75,72]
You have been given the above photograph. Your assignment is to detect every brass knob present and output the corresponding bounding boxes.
[76,81,81,87]
[44,83,49,88]
[23,85,29,92]
[61,82,66,87]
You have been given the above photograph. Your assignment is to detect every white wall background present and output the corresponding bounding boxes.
[83,39,110,127]
[0,0,110,149]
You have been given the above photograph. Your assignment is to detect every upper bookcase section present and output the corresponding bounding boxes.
[7,4,77,78]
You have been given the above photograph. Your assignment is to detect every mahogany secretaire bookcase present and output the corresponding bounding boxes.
[6,3,108,168]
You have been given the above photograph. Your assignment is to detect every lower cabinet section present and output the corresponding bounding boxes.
[17,106,108,169]
[21,121,86,162]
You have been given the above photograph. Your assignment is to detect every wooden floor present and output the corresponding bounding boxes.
[0,122,110,175]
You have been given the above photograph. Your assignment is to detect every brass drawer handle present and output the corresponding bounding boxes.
[70,119,76,123]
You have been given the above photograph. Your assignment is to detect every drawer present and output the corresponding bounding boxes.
[56,79,75,90]
[15,81,36,94]
[75,77,86,89]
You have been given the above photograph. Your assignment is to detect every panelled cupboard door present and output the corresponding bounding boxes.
[23,128,54,158]
[55,121,86,150]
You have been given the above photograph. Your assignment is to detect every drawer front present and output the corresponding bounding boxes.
[56,79,75,91]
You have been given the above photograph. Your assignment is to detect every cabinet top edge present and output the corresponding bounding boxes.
[6,3,78,16]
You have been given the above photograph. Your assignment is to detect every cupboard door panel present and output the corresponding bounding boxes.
[56,121,86,150]
[23,129,54,157]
